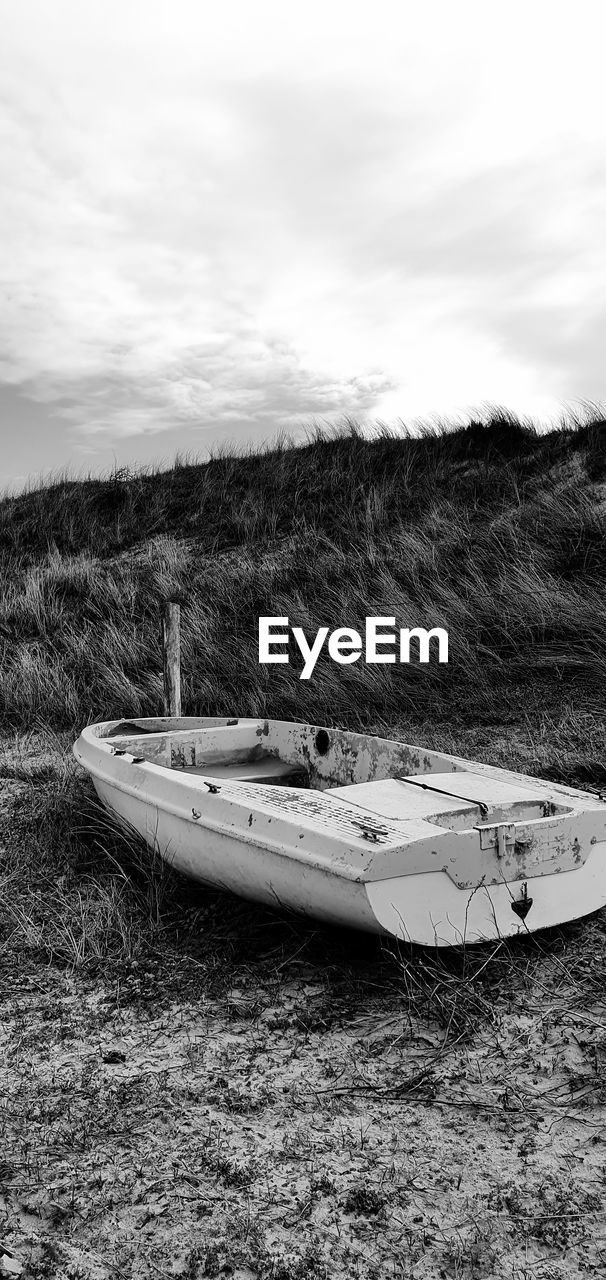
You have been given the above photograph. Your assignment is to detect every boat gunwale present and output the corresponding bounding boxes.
[79,719,606,812]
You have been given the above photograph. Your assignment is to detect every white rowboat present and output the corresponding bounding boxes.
[73,717,606,947]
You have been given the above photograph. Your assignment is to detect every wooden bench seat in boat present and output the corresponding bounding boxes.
[178,756,308,785]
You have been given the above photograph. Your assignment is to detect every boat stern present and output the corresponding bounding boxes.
[364,840,606,947]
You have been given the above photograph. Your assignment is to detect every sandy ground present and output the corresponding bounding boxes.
[1,741,606,1279]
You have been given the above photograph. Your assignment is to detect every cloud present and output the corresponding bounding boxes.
[0,0,606,459]
[0,64,417,443]
[60,349,395,446]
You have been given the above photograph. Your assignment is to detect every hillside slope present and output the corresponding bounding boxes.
[1,413,605,784]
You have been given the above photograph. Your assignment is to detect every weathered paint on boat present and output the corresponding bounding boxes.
[73,717,606,947]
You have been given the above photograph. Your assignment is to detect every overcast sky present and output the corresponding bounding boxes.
[1,0,605,489]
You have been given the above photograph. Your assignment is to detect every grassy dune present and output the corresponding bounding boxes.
[1,412,605,780]
[2,412,606,1279]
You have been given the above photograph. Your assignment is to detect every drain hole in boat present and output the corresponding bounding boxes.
[315,729,330,756]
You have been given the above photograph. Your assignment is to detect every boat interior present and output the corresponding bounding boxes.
[98,717,573,830]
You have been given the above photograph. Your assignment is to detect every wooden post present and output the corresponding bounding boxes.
[162,601,181,719]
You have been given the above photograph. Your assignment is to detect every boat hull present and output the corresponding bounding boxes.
[74,717,606,947]
[90,774,382,933]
